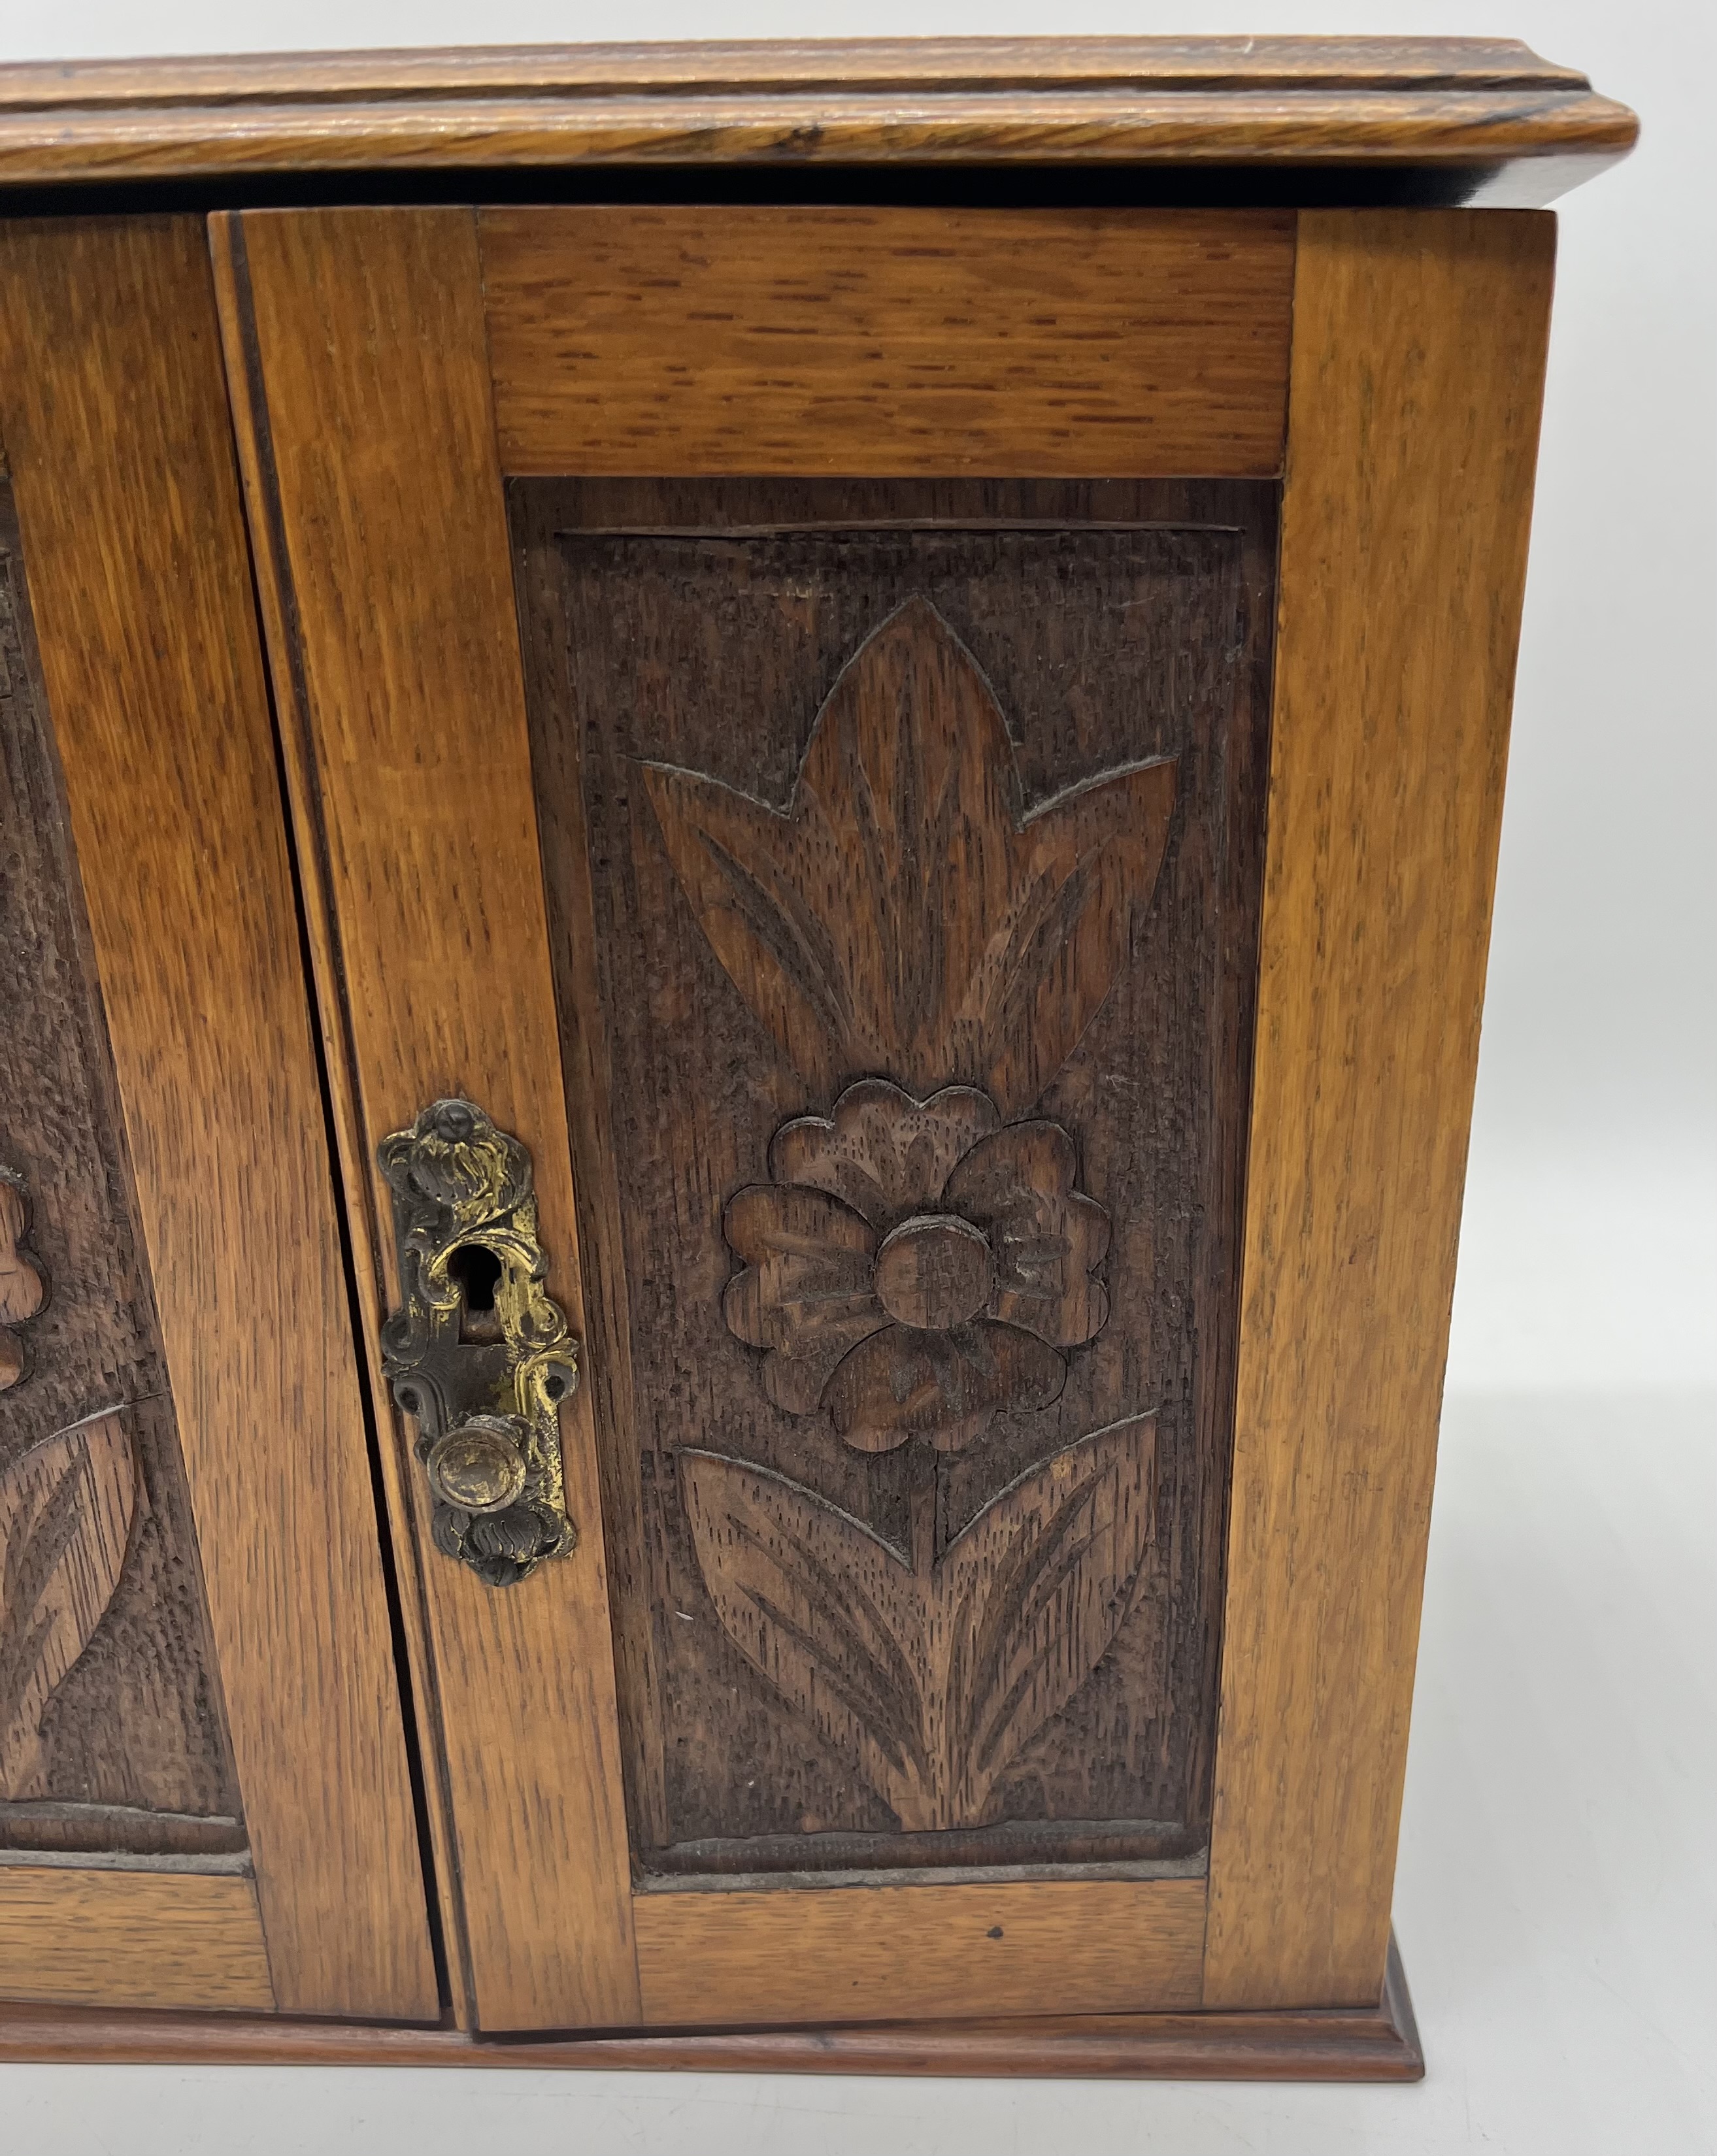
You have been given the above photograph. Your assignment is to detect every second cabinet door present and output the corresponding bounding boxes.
[214,203,1291,2035]
[0,214,439,2024]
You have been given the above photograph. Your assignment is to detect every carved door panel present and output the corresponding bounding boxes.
[0,218,439,2019]
[1,484,243,1859]
[219,203,1288,2032]
[516,484,1273,1878]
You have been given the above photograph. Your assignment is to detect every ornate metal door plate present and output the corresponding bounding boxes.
[377,1099,578,1585]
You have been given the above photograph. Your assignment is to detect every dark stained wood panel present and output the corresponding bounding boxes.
[514,476,1273,1880]
[0,486,242,1842]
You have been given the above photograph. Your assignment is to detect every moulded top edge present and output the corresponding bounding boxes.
[0,39,1639,201]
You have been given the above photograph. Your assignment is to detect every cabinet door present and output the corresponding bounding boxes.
[0,218,439,2021]
[215,203,1552,2038]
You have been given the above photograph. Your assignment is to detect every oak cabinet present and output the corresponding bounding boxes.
[0,39,1633,2077]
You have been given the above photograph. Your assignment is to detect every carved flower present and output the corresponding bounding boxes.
[725,1080,1109,1454]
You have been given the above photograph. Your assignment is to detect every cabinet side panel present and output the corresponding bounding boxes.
[0,215,439,2019]
[1203,208,1556,2007]
[216,204,640,2035]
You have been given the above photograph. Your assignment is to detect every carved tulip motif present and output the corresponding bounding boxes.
[642,596,1178,1829]
[725,1079,1110,1453]
[641,596,1178,1121]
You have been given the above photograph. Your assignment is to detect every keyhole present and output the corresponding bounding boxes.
[448,1243,505,1343]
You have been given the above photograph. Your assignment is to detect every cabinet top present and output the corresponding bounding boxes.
[0,38,1636,205]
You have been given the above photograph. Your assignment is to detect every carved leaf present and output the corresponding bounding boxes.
[0,1175,48,1393]
[644,600,1177,1117]
[680,1448,936,1816]
[986,766,1180,1118]
[936,1416,1158,1806]
[722,1183,884,1414]
[681,1412,1156,1833]
[0,1411,137,1799]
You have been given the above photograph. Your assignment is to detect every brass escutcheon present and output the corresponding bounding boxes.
[377,1099,578,1586]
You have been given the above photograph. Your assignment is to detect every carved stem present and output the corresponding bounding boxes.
[909,1443,940,1578]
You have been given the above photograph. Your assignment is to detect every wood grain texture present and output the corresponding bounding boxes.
[0,1866,273,2011]
[0,1414,135,1797]
[636,593,1178,1114]
[0,1182,45,1369]
[0,1934,1422,2077]
[1,484,242,1833]
[0,41,1635,201]
[207,216,468,2027]
[681,1419,1158,1834]
[482,207,1293,478]
[516,480,1273,1882]
[0,216,437,2020]
[1203,208,1557,2009]
[212,205,639,2034]
[634,1874,1207,2024]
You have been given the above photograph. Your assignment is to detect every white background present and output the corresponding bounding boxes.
[2,1,1712,2150]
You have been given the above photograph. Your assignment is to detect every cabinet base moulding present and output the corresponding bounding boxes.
[0,1936,1422,2080]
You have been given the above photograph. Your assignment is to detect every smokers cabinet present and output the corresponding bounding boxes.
[0,39,1635,2076]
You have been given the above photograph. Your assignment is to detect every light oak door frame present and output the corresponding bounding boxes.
[214,200,1289,2035]
[0,214,441,2022]
[214,200,1552,2034]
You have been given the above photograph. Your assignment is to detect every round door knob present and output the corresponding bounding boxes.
[425,1416,528,1514]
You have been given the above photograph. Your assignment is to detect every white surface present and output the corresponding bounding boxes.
[2,0,1712,2148]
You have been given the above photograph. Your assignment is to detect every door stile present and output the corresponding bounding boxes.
[208,204,641,2034]
[1203,208,1557,2008]
[208,208,469,2031]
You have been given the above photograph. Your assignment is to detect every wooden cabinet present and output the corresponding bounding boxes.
[0,39,1634,2077]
